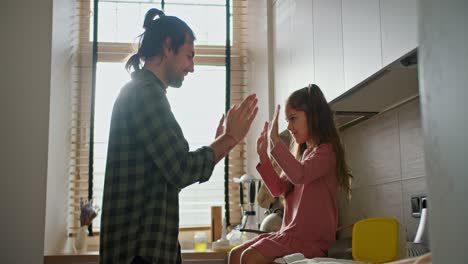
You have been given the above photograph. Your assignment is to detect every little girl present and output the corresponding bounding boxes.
[229,84,352,264]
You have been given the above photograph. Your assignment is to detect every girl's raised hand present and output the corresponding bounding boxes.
[257,121,269,163]
[269,105,280,146]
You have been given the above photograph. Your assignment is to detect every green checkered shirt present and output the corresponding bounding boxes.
[99,68,215,264]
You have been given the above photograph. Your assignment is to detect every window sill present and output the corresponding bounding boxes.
[69,227,214,252]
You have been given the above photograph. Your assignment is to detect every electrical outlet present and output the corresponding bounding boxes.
[411,194,427,218]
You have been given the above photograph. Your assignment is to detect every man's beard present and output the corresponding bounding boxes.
[166,65,184,88]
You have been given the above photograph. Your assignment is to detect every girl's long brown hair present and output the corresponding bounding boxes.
[285,84,353,199]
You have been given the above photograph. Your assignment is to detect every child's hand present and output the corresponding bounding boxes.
[269,105,280,146]
[257,121,269,163]
[215,114,225,139]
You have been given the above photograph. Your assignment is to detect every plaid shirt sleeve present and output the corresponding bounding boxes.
[132,81,215,189]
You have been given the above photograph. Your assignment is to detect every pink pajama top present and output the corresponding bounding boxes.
[256,142,338,254]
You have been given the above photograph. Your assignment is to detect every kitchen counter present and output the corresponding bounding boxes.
[44,250,228,264]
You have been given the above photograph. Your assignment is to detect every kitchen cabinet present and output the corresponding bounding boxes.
[312,0,345,102]
[380,0,418,67]
[342,0,382,90]
[270,0,418,106]
[44,251,227,264]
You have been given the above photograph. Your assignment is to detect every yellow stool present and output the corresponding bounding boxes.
[352,217,400,263]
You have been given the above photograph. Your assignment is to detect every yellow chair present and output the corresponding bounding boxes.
[352,217,400,263]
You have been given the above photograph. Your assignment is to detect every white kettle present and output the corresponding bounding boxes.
[259,209,283,233]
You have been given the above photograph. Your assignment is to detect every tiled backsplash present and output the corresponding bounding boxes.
[338,99,428,244]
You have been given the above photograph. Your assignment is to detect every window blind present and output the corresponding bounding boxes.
[68,0,94,235]
[228,0,248,226]
[68,0,248,235]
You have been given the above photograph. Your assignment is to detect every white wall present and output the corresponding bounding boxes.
[419,0,468,262]
[339,100,428,244]
[44,0,74,255]
[0,1,53,263]
[245,0,273,178]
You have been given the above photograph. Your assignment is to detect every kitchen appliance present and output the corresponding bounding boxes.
[234,176,284,235]
[331,49,418,130]
[406,197,430,257]
[259,208,283,233]
[233,174,260,231]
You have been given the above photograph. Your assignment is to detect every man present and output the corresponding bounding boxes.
[99,8,258,264]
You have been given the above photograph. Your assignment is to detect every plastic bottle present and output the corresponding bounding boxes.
[193,231,208,252]
[212,218,231,252]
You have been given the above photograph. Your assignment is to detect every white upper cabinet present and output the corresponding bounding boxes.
[313,0,345,102]
[380,0,418,66]
[342,0,382,90]
[269,0,419,107]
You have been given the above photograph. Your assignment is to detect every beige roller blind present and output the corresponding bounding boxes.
[68,0,94,236]
[228,0,248,226]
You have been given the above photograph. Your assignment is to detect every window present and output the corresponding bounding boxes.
[92,63,226,229]
[95,0,232,45]
[69,0,247,235]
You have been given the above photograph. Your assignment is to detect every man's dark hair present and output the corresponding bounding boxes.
[125,8,195,72]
